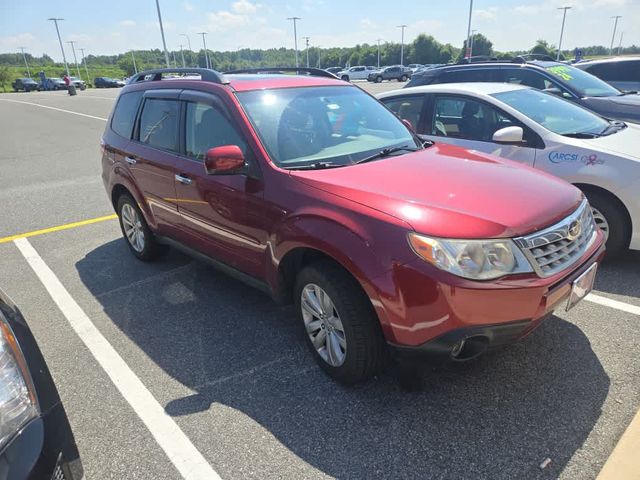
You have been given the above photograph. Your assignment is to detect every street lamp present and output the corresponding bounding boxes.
[47,18,70,76]
[198,32,210,68]
[19,47,30,77]
[469,29,477,57]
[376,38,383,68]
[66,40,82,79]
[617,32,624,55]
[465,0,474,59]
[287,17,301,67]
[556,6,571,61]
[130,50,138,74]
[302,37,310,68]
[397,25,407,66]
[154,0,170,68]
[610,16,622,55]
[79,48,90,84]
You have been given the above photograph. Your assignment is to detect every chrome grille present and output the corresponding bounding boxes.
[51,464,66,480]
[514,199,597,277]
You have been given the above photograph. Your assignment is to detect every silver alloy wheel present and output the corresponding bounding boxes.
[301,283,347,367]
[121,203,145,253]
[592,207,610,241]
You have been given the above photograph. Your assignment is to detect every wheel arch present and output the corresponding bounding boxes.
[574,182,633,241]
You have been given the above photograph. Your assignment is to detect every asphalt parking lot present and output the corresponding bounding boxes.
[0,83,639,480]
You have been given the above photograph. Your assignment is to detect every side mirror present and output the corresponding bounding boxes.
[204,145,245,174]
[492,126,524,144]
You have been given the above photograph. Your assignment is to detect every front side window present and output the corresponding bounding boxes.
[185,102,248,160]
[236,86,416,167]
[493,88,609,136]
[138,98,180,152]
[545,64,620,97]
[382,95,426,133]
[432,96,516,141]
[111,91,143,139]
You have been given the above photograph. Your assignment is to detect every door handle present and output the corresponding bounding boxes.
[125,156,137,165]
[175,174,192,185]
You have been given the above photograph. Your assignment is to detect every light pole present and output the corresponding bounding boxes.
[179,45,186,68]
[617,31,624,55]
[66,40,82,79]
[376,38,383,68]
[287,17,301,67]
[303,37,310,68]
[397,25,407,66]
[19,47,31,77]
[610,16,622,55]
[154,0,170,68]
[316,46,322,68]
[79,48,90,83]
[465,0,473,59]
[47,18,70,76]
[180,34,191,51]
[469,29,477,57]
[556,6,571,61]
[198,32,210,68]
[130,50,138,74]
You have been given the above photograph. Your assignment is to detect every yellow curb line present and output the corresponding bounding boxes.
[0,214,118,244]
[597,407,640,480]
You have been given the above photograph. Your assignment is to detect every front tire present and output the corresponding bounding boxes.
[375,76,383,83]
[400,75,407,82]
[341,75,349,81]
[585,190,630,258]
[116,194,163,261]
[295,261,386,384]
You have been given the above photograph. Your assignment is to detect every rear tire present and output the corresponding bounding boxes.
[400,75,407,82]
[584,190,630,258]
[375,76,383,83]
[341,75,349,81]
[116,194,163,261]
[294,260,387,384]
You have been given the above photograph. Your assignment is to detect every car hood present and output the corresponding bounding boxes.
[290,143,582,239]
[583,122,640,160]
[583,94,640,123]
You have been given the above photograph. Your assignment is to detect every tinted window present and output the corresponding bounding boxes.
[441,68,497,83]
[185,102,248,160]
[382,95,426,133]
[138,98,180,152]
[545,64,620,97]
[111,91,143,139]
[587,61,640,82]
[502,68,550,90]
[432,96,517,142]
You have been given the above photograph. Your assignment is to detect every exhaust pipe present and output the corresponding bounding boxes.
[450,335,489,361]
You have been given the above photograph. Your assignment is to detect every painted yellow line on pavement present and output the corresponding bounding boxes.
[0,214,117,244]
[597,407,640,480]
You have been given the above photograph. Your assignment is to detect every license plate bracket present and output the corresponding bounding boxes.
[566,262,598,311]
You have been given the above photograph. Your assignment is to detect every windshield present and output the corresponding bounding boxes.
[236,86,417,168]
[493,88,609,136]
[545,64,621,97]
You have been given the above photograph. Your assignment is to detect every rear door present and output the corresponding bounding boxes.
[125,90,183,239]
[425,94,539,166]
[172,90,266,277]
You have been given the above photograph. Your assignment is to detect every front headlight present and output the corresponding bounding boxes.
[408,233,533,280]
[0,317,39,449]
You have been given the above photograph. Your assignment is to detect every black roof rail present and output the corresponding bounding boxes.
[127,68,229,85]
[513,54,557,63]
[223,67,338,79]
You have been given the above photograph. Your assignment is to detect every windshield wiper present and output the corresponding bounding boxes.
[618,91,638,96]
[562,132,601,139]
[355,146,421,165]
[286,161,346,170]
[600,121,627,136]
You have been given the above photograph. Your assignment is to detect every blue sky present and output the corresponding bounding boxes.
[1,0,638,61]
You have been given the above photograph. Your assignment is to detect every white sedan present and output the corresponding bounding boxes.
[377,83,640,256]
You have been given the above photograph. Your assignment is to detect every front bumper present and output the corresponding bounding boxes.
[369,230,606,354]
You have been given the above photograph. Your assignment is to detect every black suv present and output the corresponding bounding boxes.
[575,56,640,93]
[406,60,640,124]
[12,78,39,92]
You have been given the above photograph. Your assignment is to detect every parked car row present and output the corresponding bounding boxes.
[9,76,124,92]
[100,66,610,385]
[94,76,126,88]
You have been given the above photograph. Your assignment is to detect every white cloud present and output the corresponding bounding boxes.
[475,7,498,21]
[204,11,250,31]
[184,1,194,12]
[119,20,136,28]
[359,18,377,30]
[232,0,259,14]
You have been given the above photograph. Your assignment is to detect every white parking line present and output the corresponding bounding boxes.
[0,98,107,121]
[586,293,640,316]
[14,238,221,480]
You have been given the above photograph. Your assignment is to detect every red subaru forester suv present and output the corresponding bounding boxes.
[101,68,605,384]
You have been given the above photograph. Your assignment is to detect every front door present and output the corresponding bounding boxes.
[172,93,266,278]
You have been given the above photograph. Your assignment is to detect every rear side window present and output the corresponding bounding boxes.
[588,61,640,82]
[111,91,143,139]
[382,95,426,133]
[441,68,497,83]
[138,98,180,152]
[501,68,550,90]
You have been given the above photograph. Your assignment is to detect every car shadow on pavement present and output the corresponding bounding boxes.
[594,249,640,300]
[77,239,610,479]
